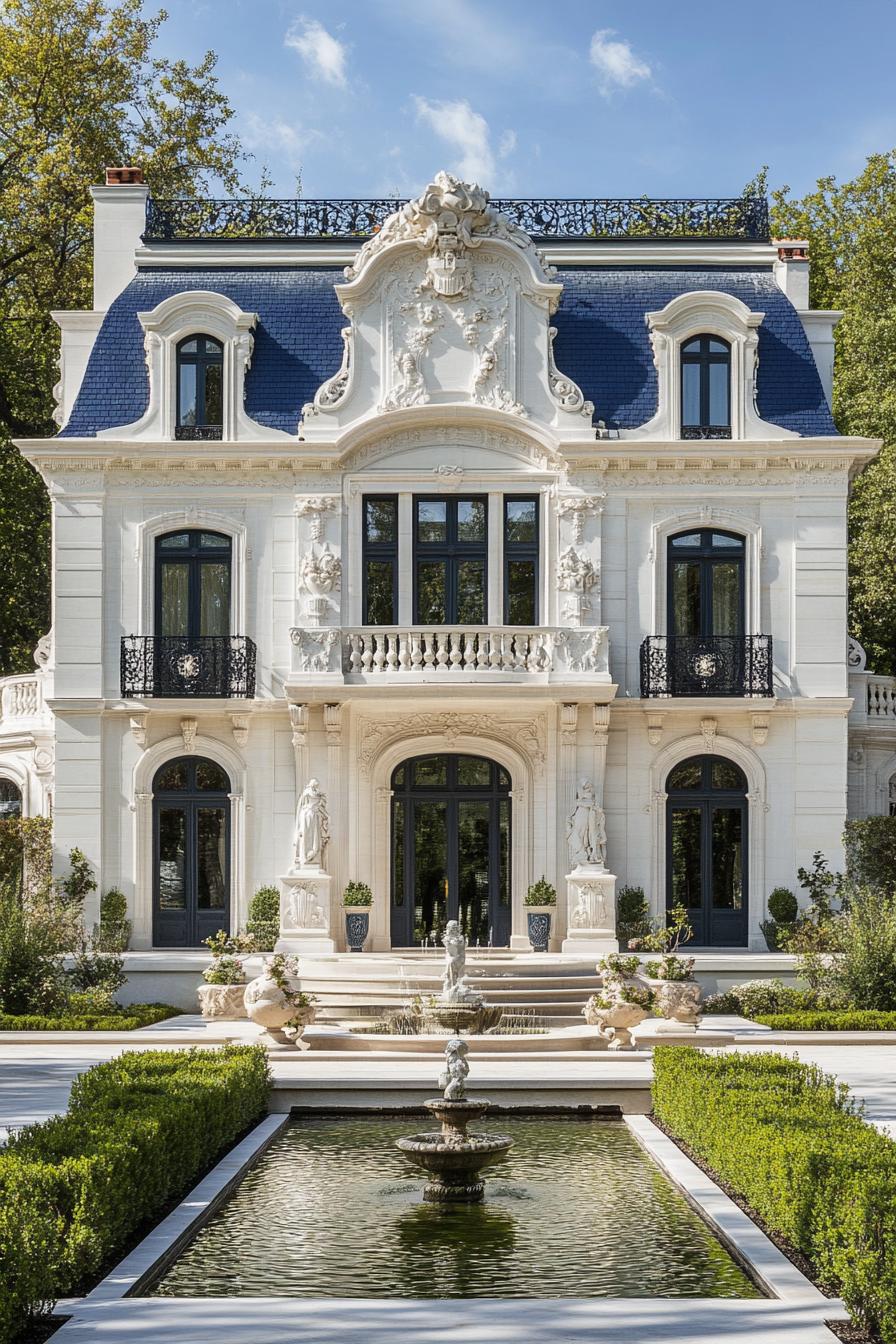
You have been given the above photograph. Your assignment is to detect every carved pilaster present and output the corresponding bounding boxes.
[289,704,309,790]
[592,704,610,806]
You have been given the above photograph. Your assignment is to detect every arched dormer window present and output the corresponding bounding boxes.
[680,336,730,439]
[638,290,798,442]
[176,336,223,440]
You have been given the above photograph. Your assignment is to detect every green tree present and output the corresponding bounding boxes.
[0,0,248,674]
[771,153,896,673]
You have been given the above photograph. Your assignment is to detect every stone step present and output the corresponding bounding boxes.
[300,984,600,1003]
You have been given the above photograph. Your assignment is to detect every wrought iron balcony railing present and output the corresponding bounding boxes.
[121,636,256,698]
[640,635,773,698]
[143,195,770,244]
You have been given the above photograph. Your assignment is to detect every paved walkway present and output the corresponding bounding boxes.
[2,1020,895,1133]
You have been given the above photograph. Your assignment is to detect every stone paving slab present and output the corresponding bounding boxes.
[49,1296,843,1343]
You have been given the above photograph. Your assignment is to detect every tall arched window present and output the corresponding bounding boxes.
[176,335,223,440]
[680,335,730,439]
[0,779,22,818]
[667,755,748,946]
[155,530,232,639]
[153,756,230,946]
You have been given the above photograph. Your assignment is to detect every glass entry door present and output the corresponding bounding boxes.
[666,755,748,947]
[153,756,231,947]
[390,754,511,947]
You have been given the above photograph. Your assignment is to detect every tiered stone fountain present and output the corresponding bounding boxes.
[396,1038,512,1202]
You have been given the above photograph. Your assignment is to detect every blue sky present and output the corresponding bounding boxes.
[157,0,896,200]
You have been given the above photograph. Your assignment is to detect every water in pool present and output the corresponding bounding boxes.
[151,1116,761,1299]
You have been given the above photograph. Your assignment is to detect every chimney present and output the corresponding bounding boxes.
[104,166,145,186]
[89,166,150,310]
[772,238,810,310]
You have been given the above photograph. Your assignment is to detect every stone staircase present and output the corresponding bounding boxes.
[296,952,602,1031]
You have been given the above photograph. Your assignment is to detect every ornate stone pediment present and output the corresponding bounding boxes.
[300,171,595,444]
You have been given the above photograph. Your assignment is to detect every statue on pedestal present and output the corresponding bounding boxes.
[566,778,607,869]
[293,778,330,870]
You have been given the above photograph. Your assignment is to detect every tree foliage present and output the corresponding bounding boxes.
[771,153,896,673]
[0,0,247,674]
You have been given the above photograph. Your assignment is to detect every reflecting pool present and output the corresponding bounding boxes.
[152,1116,761,1299]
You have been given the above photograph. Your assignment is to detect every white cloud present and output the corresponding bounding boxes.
[285,17,348,87]
[412,97,499,184]
[589,28,652,95]
[242,112,322,170]
[498,129,517,159]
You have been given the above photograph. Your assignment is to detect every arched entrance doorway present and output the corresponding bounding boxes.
[152,756,231,947]
[390,754,511,948]
[666,754,748,947]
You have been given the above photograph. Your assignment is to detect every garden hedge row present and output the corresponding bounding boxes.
[755,1010,896,1031]
[0,1003,181,1031]
[653,1046,896,1342]
[0,1045,269,1343]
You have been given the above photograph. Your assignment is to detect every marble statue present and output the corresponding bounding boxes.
[293,778,330,869]
[566,778,607,869]
[442,919,466,997]
[439,1036,470,1101]
[441,920,483,1007]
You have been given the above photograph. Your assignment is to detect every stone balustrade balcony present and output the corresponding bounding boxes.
[0,674,47,734]
[849,670,896,728]
[288,624,611,687]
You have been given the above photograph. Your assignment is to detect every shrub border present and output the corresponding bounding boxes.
[0,1045,269,1342]
[0,1004,181,1032]
[652,1045,896,1341]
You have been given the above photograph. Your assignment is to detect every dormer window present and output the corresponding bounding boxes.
[176,336,223,440]
[680,336,730,440]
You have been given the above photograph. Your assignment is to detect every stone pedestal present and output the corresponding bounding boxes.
[276,870,335,954]
[561,865,618,955]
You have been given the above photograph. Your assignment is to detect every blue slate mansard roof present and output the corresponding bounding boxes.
[60,265,838,438]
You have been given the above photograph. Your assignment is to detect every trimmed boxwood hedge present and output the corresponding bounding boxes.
[653,1046,896,1341]
[755,1010,896,1031]
[0,1003,182,1032]
[0,1045,269,1343]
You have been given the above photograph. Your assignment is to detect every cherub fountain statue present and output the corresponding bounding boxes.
[396,1037,512,1201]
[420,920,488,1033]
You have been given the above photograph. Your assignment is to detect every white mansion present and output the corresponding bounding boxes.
[1,168,892,952]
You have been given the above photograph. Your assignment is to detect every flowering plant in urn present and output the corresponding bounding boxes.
[583,954,654,1049]
[244,953,317,1047]
[197,930,253,1020]
[636,905,703,1026]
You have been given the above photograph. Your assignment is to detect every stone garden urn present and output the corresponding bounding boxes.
[583,995,649,1050]
[244,973,316,1048]
[650,978,703,1027]
[196,983,248,1021]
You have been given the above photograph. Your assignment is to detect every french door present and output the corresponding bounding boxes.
[390,754,511,947]
[666,755,748,947]
[153,756,231,947]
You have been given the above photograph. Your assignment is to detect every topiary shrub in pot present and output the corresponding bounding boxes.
[760,886,799,950]
[616,885,651,950]
[245,885,280,952]
[524,877,556,952]
[342,881,373,952]
[197,930,252,1019]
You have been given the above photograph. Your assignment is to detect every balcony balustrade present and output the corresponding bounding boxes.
[121,636,256,698]
[0,674,45,727]
[640,635,773,698]
[289,625,610,683]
